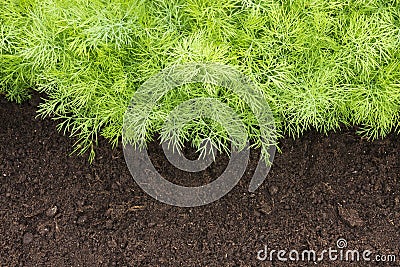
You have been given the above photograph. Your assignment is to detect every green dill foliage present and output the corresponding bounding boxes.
[0,0,399,160]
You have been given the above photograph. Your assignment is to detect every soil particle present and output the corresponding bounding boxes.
[45,206,58,217]
[76,215,88,225]
[22,232,33,245]
[269,185,279,196]
[338,205,365,227]
[37,224,50,236]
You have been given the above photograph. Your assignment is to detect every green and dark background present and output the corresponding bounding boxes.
[1,0,400,266]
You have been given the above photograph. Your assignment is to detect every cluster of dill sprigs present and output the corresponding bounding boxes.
[1,0,399,160]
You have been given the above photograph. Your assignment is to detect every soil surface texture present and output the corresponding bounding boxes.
[1,93,400,266]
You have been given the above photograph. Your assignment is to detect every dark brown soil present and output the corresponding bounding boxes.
[1,93,400,266]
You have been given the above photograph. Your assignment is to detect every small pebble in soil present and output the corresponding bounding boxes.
[111,183,119,190]
[338,206,364,227]
[269,185,279,196]
[77,200,85,207]
[46,206,58,217]
[105,220,113,229]
[119,240,128,249]
[107,239,117,248]
[23,232,33,244]
[385,184,392,193]
[259,204,273,215]
[37,224,50,235]
[77,215,88,225]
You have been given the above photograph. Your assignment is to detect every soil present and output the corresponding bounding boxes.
[1,93,400,266]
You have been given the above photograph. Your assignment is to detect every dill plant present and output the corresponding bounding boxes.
[0,0,399,160]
